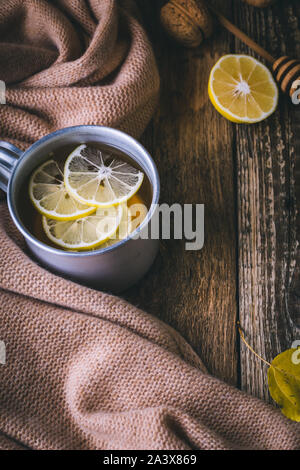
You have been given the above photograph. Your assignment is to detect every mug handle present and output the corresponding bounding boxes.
[0,141,23,192]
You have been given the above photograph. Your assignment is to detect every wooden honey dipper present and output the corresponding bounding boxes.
[160,0,300,97]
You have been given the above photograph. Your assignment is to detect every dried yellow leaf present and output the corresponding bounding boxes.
[268,349,300,422]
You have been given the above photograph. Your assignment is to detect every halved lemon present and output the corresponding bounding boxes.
[64,145,144,208]
[42,204,123,250]
[29,160,96,220]
[208,55,278,123]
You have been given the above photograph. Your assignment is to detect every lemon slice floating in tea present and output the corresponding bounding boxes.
[42,205,123,251]
[29,160,96,221]
[128,194,148,235]
[101,195,148,249]
[208,55,278,123]
[64,145,144,208]
[99,203,130,249]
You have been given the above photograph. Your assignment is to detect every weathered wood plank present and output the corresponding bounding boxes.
[234,0,300,400]
[124,0,239,385]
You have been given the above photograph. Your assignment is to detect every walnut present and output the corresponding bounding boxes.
[160,0,213,48]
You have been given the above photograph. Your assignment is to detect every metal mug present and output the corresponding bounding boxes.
[0,126,160,293]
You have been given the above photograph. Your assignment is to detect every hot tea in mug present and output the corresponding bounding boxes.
[19,143,152,252]
[0,126,160,292]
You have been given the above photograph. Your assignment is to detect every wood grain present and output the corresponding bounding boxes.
[125,0,239,385]
[234,0,300,400]
[124,0,300,400]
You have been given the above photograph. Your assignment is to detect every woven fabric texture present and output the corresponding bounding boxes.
[0,0,159,149]
[0,206,300,450]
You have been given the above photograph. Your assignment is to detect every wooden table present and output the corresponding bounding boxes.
[124,0,300,401]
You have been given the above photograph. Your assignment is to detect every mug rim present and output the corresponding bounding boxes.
[7,125,160,257]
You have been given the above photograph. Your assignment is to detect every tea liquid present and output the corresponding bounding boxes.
[18,143,152,250]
